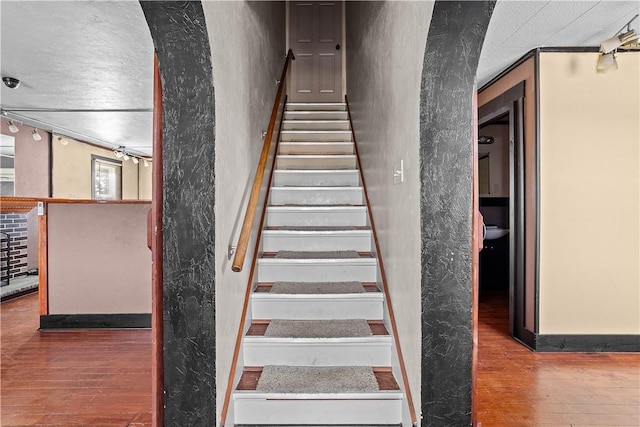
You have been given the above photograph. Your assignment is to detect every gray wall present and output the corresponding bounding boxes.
[420,1,494,425]
[201,1,286,422]
[141,1,217,425]
[345,1,434,423]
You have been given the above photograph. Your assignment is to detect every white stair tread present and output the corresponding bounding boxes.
[267,205,366,211]
[283,120,349,124]
[259,257,375,264]
[234,390,403,399]
[253,292,381,300]
[271,186,363,190]
[286,103,347,111]
[263,228,370,234]
[282,130,351,134]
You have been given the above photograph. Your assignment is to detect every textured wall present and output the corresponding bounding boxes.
[201,1,285,423]
[140,1,217,425]
[345,2,434,423]
[420,1,494,425]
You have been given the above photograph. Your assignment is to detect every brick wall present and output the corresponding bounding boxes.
[0,213,29,279]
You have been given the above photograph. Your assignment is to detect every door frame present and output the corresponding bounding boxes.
[478,81,535,348]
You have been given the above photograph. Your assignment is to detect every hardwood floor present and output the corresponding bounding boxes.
[477,290,640,426]
[2,292,638,425]
[1,294,151,426]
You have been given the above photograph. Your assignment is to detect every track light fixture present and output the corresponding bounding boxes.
[596,52,618,73]
[143,159,150,168]
[597,14,639,73]
[7,120,19,133]
[113,146,146,164]
[32,129,42,141]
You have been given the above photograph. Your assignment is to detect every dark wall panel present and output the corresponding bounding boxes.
[140,2,216,425]
[419,1,494,425]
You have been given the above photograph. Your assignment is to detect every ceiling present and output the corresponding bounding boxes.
[479,1,639,87]
[1,1,638,157]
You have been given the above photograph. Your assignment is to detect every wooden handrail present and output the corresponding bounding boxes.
[219,93,288,426]
[345,96,419,426]
[231,49,295,272]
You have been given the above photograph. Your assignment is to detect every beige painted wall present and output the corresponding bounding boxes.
[346,2,434,422]
[138,160,152,200]
[202,1,285,420]
[47,203,151,314]
[1,119,50,197]
[52,136,142,199]
[539,51,640,334]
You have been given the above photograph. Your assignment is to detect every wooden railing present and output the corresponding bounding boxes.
[345,96,419,426]
[231,49,295,272]
[220,50,294,427]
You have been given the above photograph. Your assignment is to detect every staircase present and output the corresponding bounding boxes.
[232,102,404,426]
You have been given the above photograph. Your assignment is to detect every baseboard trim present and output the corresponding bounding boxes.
[536,334,640,352]
[40,313,151,329]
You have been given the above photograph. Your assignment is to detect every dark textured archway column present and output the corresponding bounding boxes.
[420,1,494,425]
[140,2,216,425]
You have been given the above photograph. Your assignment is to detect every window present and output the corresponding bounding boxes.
[92,155,122,200]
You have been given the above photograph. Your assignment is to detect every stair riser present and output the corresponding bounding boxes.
[282,121,350,131]
[276,156,356,170]
[281,131,352,142]
[251,296,383,320]
[279,142,354,155]
[233,399,402,424]
[243,340,392,366]
[257,261,377,283]
[270,188,363,206]
[286,103,346,111]
[284,111,348,120]
[273,170,360,187]
[262,232,371,252]
[266,208,367,227]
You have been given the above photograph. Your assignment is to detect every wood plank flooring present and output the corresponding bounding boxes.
[1,294,151,426]
[477,290,640,426]
[2,292,638,425]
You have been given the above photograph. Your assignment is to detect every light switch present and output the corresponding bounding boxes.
[393,159,404,184]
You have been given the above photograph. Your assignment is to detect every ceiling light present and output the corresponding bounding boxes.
[596,52,618,73]
[132,157,139,164]
[478,136,494,145]
[114,150,123,158]
[7,120,19,133]
[32,129,42,141]
[600,29,638,54]
[123,153,130,161]
[143,159,150,168]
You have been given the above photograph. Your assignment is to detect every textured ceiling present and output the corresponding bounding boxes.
[479,0,640,87]
[1,1,638,157]
[0,0,154,156]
